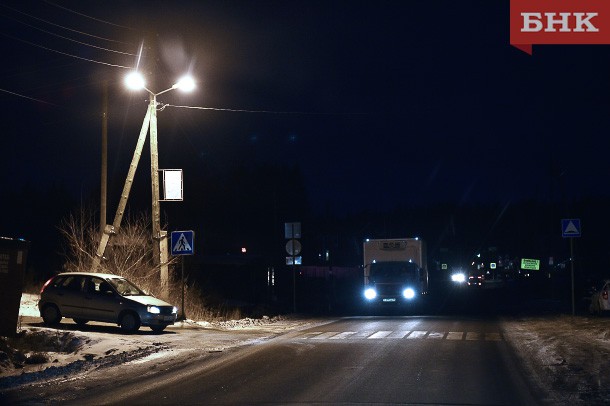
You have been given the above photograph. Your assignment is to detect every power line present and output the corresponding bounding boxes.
[0,87,58,106]
[43,0,140,32]
[0,32,132,69]
[161,103,368,116]
[0,12,138,56]
[0,3,132,45]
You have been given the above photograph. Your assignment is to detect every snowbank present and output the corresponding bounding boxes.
[3,294,610,404]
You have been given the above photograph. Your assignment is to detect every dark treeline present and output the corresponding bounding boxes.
[3,163,608,291]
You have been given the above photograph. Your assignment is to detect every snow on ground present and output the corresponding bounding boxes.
[0,294,318,388]
[3,294,610,404]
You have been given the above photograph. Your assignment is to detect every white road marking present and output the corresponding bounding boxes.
[297,330,503,341]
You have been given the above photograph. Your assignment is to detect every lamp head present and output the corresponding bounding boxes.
[125,71,146,91]
[174,75,196,92]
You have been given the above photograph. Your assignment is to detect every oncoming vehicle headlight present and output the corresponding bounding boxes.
[147,306,161,314]
[403,288,416,300]
[364,288,377,300]
[451,272,466,283]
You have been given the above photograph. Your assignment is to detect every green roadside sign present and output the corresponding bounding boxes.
[521,258,540,271]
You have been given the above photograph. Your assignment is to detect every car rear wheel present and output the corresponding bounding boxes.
[150,325,166,333]
[119,312,141,333]
[42,304,62,326]
[73,318,89,326]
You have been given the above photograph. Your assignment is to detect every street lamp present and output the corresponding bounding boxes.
[132,72,195,298]
[92,71,195,300]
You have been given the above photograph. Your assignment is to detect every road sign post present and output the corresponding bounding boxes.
[170,230,195,320]
[562,219,581,316]
[285,222,301,313]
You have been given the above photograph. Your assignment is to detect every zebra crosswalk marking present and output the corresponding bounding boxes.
[329,331,357,340]
[446,331,465,340]
[297,330,504,341]
[349,330,375,339]
[368,331,393,339]
[407,330,428,339]
[312,332,340,340]
[387,330,411,339]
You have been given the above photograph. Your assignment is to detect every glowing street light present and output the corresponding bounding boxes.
[123,71,196,95]
[93,70,196,299]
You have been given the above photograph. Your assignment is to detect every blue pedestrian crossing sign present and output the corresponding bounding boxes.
[171,230,195,255]
[561,219,581,238]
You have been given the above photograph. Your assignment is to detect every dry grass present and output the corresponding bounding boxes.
[57,208,244,322]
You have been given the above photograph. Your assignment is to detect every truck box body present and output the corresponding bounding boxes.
[363,238,428,303]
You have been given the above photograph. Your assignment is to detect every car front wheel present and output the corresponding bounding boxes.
[42,304,62,326]
[119,312,141,333]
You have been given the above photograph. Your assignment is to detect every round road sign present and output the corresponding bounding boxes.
[286,239,302,255]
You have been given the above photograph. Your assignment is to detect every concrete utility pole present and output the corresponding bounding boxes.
[93,70,194,301]
[148,93,170,298]
[92,102,153,272]
[100,81,108,232]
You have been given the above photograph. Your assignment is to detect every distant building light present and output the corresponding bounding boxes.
[241,247,247,253]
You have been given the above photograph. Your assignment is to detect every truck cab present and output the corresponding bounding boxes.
[363,238,428,306]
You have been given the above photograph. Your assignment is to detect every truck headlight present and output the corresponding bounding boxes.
[364,288,377,300]
[403,288,416,299]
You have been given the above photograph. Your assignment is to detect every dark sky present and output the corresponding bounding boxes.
[1,0,610,216]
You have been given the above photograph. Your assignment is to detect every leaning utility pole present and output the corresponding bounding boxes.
[92,102,153,272]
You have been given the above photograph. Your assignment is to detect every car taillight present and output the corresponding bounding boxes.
[40,277,54,294]
[603,290,608,301]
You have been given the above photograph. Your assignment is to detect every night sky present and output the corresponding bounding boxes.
[1,1,610,244]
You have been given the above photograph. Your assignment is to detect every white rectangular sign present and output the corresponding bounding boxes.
[162,169,183,201]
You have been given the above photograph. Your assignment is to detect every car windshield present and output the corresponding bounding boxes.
[107,277,145,296]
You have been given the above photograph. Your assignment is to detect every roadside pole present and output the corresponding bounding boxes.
[561,218,581,316]
[171,230,195,321]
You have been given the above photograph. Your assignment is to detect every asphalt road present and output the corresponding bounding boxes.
[65,315,539,405]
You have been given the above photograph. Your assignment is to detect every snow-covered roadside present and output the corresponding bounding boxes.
[0,293,319,388]
[4,294,610,404]
[502,315,610,405]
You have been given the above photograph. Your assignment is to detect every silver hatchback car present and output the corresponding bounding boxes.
[39,272,178,333]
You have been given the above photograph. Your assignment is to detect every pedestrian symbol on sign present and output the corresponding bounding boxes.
[561,219,581,238]
[174,234,191,252]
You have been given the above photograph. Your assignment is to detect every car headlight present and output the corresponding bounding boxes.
[364,288,377,300]
[172,306,178,314]
[147,306,161,314]
[451,272,466,283]
[403,288,416,299]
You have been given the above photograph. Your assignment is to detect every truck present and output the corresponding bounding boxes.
[362,238,428,304]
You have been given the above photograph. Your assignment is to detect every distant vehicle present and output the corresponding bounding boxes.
[39,272,178,333]
[468,274,484,287]
[362,238,428,305]
[589,279,610,315]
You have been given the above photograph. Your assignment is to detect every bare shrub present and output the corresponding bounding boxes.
[58,208,231,320]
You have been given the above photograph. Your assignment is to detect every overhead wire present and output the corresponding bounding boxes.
[0,32,132,69]
[0,87,58,106]
[159,103,368,116]
[42,0,141,32]
[0,3,133,45]
[0,12,138,56]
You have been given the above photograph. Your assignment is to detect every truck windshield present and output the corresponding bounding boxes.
[370,262,419,282]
